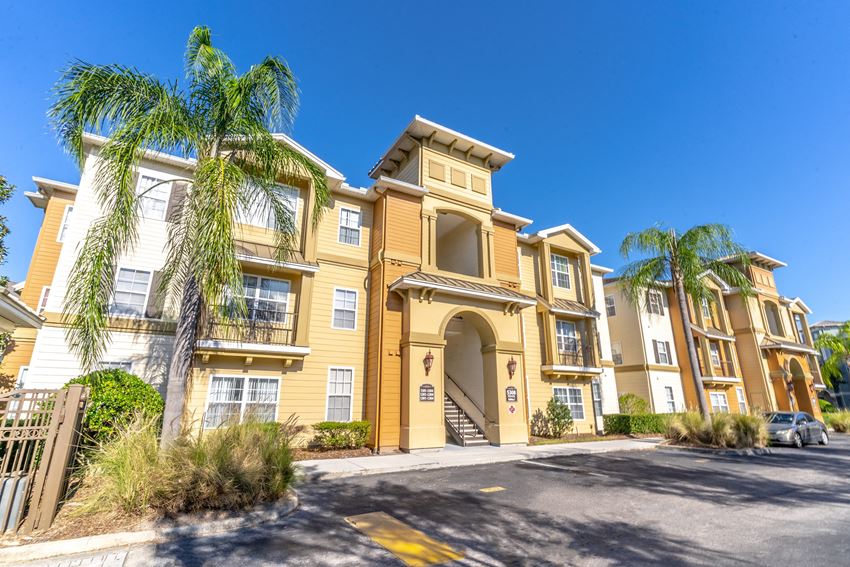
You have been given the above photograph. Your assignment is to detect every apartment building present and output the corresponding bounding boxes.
[723,253,825,418]
[603,281,686,413]
[12,116,619,452]
[811,320,850,409]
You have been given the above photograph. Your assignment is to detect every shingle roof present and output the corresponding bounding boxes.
[389,271,536,305]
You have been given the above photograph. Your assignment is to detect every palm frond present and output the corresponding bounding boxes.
[618,256,668,306]
[619,225,672,260]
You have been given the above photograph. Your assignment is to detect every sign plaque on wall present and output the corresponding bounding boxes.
[505,386,518,403]
[419,384,435,402]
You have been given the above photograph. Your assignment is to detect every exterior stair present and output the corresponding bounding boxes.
[444,394,489,447]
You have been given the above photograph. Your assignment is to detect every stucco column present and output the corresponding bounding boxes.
[400,336,446,452]
[482,345,528,445]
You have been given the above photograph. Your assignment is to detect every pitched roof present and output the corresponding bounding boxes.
[542,297,600,318]
[760,337,818,355]
[811,320,845,328]
[389,271,535,306]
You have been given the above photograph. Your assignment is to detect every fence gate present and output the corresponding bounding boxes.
[0,385,88,535]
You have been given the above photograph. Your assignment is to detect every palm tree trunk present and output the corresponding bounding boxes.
[160,275,202,446]
[672,271,711,418]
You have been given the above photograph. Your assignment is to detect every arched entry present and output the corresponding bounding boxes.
[442,311,497,446]
[790,358,815,414]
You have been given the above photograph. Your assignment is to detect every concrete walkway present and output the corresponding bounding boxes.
[297,437,661,480]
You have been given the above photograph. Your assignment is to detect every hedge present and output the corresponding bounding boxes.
[604,413,670,435]
[311,421,371,450]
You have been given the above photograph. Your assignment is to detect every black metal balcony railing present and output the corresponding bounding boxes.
[700,359,736,377]
[198,305,297,346]
[558,342,597,368]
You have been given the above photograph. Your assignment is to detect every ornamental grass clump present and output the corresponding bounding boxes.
[825,411,850,433]
[80,418,294,517]
[665,411,767,449]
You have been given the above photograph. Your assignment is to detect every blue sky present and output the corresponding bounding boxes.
[2,2,848,320]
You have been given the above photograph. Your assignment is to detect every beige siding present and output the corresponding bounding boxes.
[492,221,519,280]
[315,193,373,265]
[395,150,421,185]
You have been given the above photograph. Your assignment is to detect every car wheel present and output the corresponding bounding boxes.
[819,431,829,446]
[793,432,803,448]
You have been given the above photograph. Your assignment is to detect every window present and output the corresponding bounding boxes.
[326,367,354,421]
[137,175,170,220]
[111,268,151,316]
[701,298,711,319]
[794,314,807,344]
[98,360,133,372]
[736,387,747,414]
[709,392,729,413]
[550,254,571,289]
[553,386,584,420]
[647,290,664,315]
[664,386,676,412]
[653,340,672,365]
[237,184,299,228]
[591,381,603,417]
[338,208,361,246]
[15,367,29,389]
[332,289,358,330]
[605,295,616,317]
[764,301,783,336]
[709,342,721,368]
[37,286,50,315]
[238,275,290,323]
[556,320,578,352]
[611,342,623,365]
[57,205,74,242]
[204,376,279,428]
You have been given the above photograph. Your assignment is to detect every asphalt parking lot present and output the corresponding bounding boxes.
[32,435,850,566]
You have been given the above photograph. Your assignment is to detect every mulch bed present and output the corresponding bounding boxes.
[529,433,659,445]
[292,447,373,461]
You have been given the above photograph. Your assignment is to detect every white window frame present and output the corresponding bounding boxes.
[203,375,280,429]
[237,183,299,229]
[110,266,153,317]
[736,387,747,414]
[591,380,603,417]
[98,360,134,373]
[647,290,664,315]
[701,298,711,319]
[605,295,616,317]
[655,340,671,365]
[331,287,358,331]
[664,386,676,413]
[14,366,29,388]
[553,386,585,420]
[325,367,355,422]
[57,205,74,243]
[709,391,729,413]
[36,286,50,315]
[555,320,578,352]
[709,342,721,368]
[136,174,171,221]
[550,253,571,289]
[337,207,361,247]
[239,275,291,322]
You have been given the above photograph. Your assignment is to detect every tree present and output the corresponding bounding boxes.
[50,26,329,444]
[0,175,13,288]
[618,224,753,418]
[815,321,850,392]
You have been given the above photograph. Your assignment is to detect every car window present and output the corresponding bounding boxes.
[805,413,816,422]
[796,415,808,425]
[767,413,794,424]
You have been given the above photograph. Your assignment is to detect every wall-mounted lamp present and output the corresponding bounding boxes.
[423,350,434,376]
[507,356,518,379]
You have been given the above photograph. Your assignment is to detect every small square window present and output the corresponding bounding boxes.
[111,268,151,316]
[553,386,584,420]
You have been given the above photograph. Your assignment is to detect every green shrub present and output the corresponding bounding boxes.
[545,397,574,438]
[618,393,649,415]
[604,413,670,434]
[665,411,767,448]
[67,369,164,444]
[311,421,371,450]
[825,411,850,432]
[80,417,294,516]
[819,399,836,414]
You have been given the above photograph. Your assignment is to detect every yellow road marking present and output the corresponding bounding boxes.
[479,486,505,493]
[345,511,463,566]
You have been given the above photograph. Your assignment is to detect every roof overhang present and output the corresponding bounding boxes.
[722,251,787,270]
[369,115,515,179]
[518,224,601,255]
[690,324,736,342]
[27,177,79,209]
[389,274,536,309]
[0,290,42,331]
[780,296,813,314]
[591,264,614,275]
[235,253,320,274]
[760,341,818,355]
[491,209,533,230]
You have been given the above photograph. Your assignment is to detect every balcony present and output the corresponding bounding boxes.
[699,359,740,383]
[196,305,309,359]
[543,340,602,377]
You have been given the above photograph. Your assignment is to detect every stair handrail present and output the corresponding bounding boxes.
[445,373,486,418]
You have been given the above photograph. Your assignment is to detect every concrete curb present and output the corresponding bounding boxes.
[0,491,299,564]
[655,443,772,456]
[297,438,663,481]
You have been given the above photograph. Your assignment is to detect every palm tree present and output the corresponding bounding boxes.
[50,26,329,443]
[618,224,753,417]
[815,321,850,394]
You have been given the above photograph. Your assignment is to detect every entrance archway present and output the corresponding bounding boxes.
[442,311,497,445]
[790,358,815,414]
